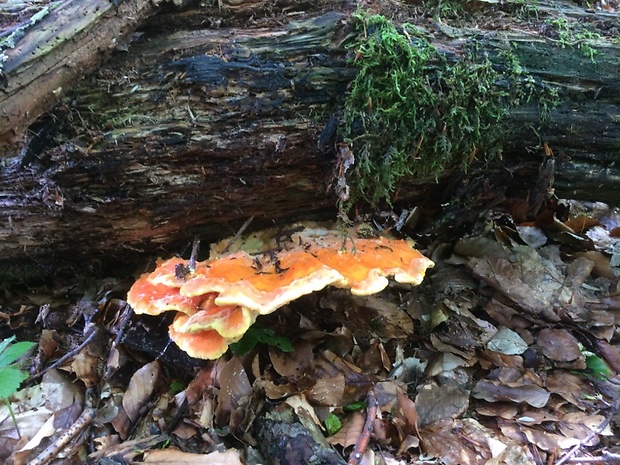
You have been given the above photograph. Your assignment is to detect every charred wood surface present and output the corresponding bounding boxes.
[0,0,619,283]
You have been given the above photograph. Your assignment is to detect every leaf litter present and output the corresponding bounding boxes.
[1,194,620,464]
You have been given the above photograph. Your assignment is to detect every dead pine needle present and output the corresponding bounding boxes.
[347,390,378,465]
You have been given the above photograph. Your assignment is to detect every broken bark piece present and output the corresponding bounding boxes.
[254,409,346,465]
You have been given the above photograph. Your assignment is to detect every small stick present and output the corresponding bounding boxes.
[564,452,620,463]
[347,390,378,465]
[105,304,133,380]
[188,235,200,272]
[27,325,97,383]
[112,303,133,350]
[221,216,254,254]
[555,392,620,465]
[28,406,95,465]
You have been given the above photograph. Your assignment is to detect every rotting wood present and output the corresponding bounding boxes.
[0,0,158,145]
[0,0,619,283]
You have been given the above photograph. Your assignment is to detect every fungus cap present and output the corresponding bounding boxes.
[126,273,203,316]
[171,296,256,339]
[180,251,344,314]
[169,318,230,360]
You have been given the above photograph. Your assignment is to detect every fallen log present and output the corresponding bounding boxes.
[0,0,159,145]
[0,0,618,283]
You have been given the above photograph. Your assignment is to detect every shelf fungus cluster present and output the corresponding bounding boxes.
[126,224,434,360]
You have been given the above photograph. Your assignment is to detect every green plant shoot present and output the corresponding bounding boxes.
[0,336,36,438]
[0,336,35,399]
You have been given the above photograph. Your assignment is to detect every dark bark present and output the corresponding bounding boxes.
[0,0,618,283]
[254,409,346,465]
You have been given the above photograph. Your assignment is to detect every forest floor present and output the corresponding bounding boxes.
[2,1,620,465]
[1,158,620,465]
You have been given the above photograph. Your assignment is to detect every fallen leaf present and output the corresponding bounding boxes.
[537,328,582,363]
[472,380,549,408]
[487,327,528,355]
[141,448,243,464]
[123,361,161,422]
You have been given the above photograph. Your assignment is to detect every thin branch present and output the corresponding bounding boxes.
[26,324,98,383]
[28,406,95,465]
[555,386,620,465]
[221,216,254,254]
[347,390,378,465]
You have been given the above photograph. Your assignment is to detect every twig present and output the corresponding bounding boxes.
[27,406,95,465]
[221,216,254,254]
[564,452,620,463]
[26,324,98,383]
[105,303,133,380]
[347,390,378,465]
[555,388,620,465]
[111,304,133,350]
[188,235,200,272]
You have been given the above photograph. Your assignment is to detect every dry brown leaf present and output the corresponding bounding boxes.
[262,380,298,400]
[373,381,405,414]
[284,395,323,430]
[141,448,243,464]
[470,245,591,322]
[395,392,419,434]
[71,346,100,388]
[306,374,345,406]
[123,361,161,422]
[420,418,487,465]
[564,215,599,234]
[422,418,534,465]
[472,380,549,408]
[545,370,604,409]
[476,402,519,420]
[415,380,469,428]
[537,328,583,363]
[486,327,527,355]
[484,299,537,330]
[574,251,614,279]
[595,339,620,373]
[269,339,314,377]
[1,369,82,464]
[214,357,252,429]
[560,412,611,441]
[522,427,580,451]
[396,434,420,455]
[327,411,364,448]
[426,353,470,377]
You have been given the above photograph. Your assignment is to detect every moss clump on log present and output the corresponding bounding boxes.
[340,12,558,208]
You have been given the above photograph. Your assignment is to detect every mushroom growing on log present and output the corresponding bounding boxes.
[126,222,434,359]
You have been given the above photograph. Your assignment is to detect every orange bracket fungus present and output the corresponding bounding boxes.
[126,223,434,360]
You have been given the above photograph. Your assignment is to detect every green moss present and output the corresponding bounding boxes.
[544,17,602,63]
[423,0,469,20]
[339,13,558,209]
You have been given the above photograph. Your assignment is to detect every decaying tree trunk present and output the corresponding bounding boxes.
[0,0,619,283]
[0,0,158,144]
